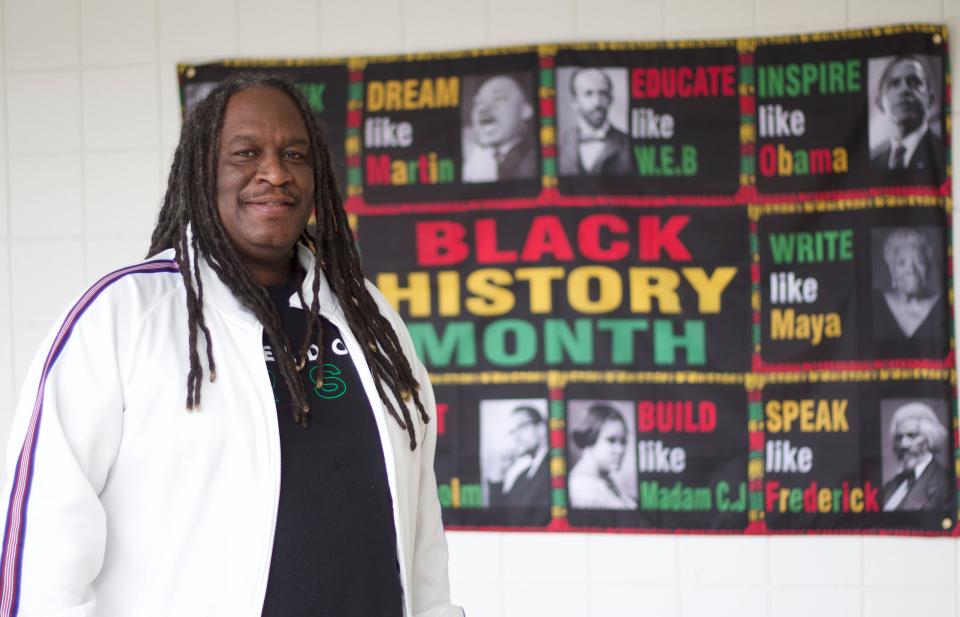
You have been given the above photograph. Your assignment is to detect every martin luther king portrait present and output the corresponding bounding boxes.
[460,73,538,183]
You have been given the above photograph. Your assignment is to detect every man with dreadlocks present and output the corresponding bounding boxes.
[0,74,463,617]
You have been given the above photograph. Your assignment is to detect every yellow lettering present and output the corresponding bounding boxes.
[568,266,622,314]
[465,268,515,316]
[515,267,565,314]
[682,267,736,313]
[628,267,681,313]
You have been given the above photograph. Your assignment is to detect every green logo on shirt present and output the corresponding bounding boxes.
[309,363,347,399]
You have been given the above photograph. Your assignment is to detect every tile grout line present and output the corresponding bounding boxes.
[2,0,14,416]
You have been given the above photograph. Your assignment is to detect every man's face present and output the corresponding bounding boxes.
[893,417,930,470]
[215,87,315,280]
[471,77,531,148]
[508,410,543,456]
[879,59,933,134]
[572,70,613,130]
[888,242,929,295]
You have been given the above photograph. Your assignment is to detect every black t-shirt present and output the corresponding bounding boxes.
[260,277,403,617]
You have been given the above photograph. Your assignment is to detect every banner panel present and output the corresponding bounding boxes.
[180,24,957,535]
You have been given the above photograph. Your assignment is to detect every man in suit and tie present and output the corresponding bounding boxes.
[881,401,953,511]
[558,67,633,176]
[461,74,538,183]
[489,405,550,509]
[870,55,944,177]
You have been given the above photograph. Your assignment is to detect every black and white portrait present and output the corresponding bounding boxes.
[870,226,944,339]
[479,398,550,509]
[460,73,538,183]
[880,399,952,511]
[566,400,637,510]
[867,55,944,174]
[556,67,632,176]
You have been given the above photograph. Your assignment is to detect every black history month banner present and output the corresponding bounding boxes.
[180,24,958,535]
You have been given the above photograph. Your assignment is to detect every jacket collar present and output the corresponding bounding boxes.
[182,225,341,326]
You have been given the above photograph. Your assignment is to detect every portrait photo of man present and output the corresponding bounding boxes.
[867,54,944,176]
[479,399,550,510]
[871,226,945,340]
[556,67,632,176]
[880,400,953,512]
[460,73,538,183]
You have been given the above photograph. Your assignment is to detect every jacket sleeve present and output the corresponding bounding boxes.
[409,360,464,617]
[0,288,125,616]
[365,281,464,617]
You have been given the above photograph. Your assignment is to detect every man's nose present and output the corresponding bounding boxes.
[257,152,293,185]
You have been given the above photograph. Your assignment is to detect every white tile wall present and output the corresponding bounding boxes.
[403,0,487,53]
[7,70,82,153]
[769,536,862,586]
[572,0,663,40]
[679,584,768,617]
[0,2,958,617]
[236,0,322,58]
[157,0,237,63]
[4,0,79,70]
[678,536,769,585]
[81,66,160,150]
[318,0,403,55]
[83,150,160,236]
[770,586,862,617]
[84,236,150,284]
[80,0,157,66]
[662,0,754,37]
[487,0,576,45]
[848,0,943,26]
[0,160,8,238]
[754,0,848,30]
[8,153,83,238]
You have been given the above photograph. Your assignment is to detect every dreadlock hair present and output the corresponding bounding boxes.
[148,73,429,450]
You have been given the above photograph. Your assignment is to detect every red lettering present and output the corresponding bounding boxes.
[418,153,430,183]
[766,481,781,512]
[693,67,708,97]
[758,144,775,176]
[721,65,736,96]
[637,401,654,432]
[863,481,879,512]
[366,154,391,185]
[475,218,517,264]
[631,65,737,99]
[638,215,692,261]
[803,482,818,512]
[677,66,692,97]
[416,221,468,266]
[436,403,448,435]
[631,68,646,98]
[520,216,574,261]
[698,401,717,432]
[579,214,629,261]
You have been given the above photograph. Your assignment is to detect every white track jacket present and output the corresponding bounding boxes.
[0,242,463,617]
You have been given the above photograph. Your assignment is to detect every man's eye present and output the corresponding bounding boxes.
[284,151,307,161]
[234,150,256,158]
